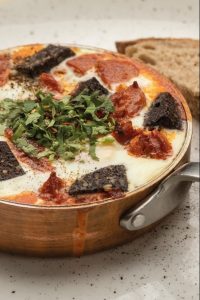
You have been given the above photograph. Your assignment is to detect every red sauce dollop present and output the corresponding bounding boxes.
[112,121,142,145]
[128,130,172,160]
[39,172,65,201]
[112,81,146,120]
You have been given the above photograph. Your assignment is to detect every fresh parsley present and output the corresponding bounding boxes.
[0,90,115,161]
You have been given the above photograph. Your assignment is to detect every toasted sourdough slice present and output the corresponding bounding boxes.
[116,38,199,118]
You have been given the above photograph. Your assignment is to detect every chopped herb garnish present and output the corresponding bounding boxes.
[0,90,115,161]
[98,136,115,145]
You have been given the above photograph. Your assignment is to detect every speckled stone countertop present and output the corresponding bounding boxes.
[0,0,199,299]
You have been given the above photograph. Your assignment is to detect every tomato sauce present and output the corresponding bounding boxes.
[2,192,38,205]
[15,150,53,172]
[112,81,146,120]
[39,172,74,204]
[112,121,142,145]
[12,44,44,61]
[0,55,10,87]
[4,130,54,173]
[128,130,172,160]
[39,172,64,196]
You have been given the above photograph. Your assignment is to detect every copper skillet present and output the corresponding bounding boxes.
[0,44,198,257]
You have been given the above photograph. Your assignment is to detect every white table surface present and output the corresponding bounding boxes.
[0,0,199,299]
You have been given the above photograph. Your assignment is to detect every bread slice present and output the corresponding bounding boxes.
[116,38,199,118]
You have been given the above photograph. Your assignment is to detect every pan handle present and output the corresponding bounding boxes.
[120,162,199,231]
[172,161,199,182]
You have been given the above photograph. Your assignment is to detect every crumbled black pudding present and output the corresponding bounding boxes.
[71,77,109,97]
[0,142,25,181]
[69,165,128,195]
[144,92,182,130]
[16,44,75,77]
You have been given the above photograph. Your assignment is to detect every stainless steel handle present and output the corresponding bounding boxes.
[120,162,199,231]
[171,162,199,182]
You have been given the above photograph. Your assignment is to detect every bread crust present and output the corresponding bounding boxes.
[116,37,199,54]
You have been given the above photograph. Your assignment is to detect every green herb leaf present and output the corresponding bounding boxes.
[89,141,99,161]
[23,100,37,113]
[25,112,41,125]
[13,123,26,140]
[0,90,115,161]
[15,138,38,156]
[99,136,115,145]
[0,124,6,135]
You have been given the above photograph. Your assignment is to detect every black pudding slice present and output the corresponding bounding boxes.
[71,77,109,97]
[16,44,75,77]
[69,165,128,196]
[0,141,25,181]
[144,92,182,130]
